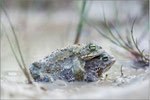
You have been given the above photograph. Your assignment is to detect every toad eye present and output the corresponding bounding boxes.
[89,45,96,51]
[102,56,108,62]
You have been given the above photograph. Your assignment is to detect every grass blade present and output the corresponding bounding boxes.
[84,18,120,46]
[1,5,26,68]
[1,2,33,83]
[74,0,87,44]
[2,23,33,84]
[2,24,24,71]
[131,18,149,61]
[102,8,131,51]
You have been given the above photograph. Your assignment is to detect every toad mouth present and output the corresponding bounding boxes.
[84,54,115,78]
[96,58,115,73]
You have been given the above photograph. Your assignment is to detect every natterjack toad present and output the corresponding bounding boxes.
[29,42,115,82]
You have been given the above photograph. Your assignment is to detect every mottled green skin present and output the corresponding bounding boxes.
[29,42,114,82]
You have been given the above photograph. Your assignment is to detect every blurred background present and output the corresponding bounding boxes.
[1,0,149,99]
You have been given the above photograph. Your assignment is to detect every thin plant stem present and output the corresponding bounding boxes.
[103,9,131,51]
[1,3,33,83]
[2,23,33,83]
[84,18,120,46]
[112,23,128,46]
[120,65,124,77]
[131,19,149,61]
[1,5,26,69]
[138,20,149,44]
[74,0,87,44]
[2,24,24,71]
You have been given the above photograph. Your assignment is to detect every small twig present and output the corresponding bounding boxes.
[40,87,47,91]
[120,65,124,77]
[141,49,145,54]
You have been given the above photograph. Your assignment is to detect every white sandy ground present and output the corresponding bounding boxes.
[1,71,150,99]
[1,79,150,99]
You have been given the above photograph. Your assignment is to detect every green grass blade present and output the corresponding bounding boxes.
[102,8,131,51]
[111,23,127,45]
[138,19,149,44]
[1,5,26,68]
[74,0,87,44]
[2,24,24,71]
[131,18,149,61]
[84,17,120,46]
[113,3,129,47]
[1,2,33,83]
[2,23,33,84]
